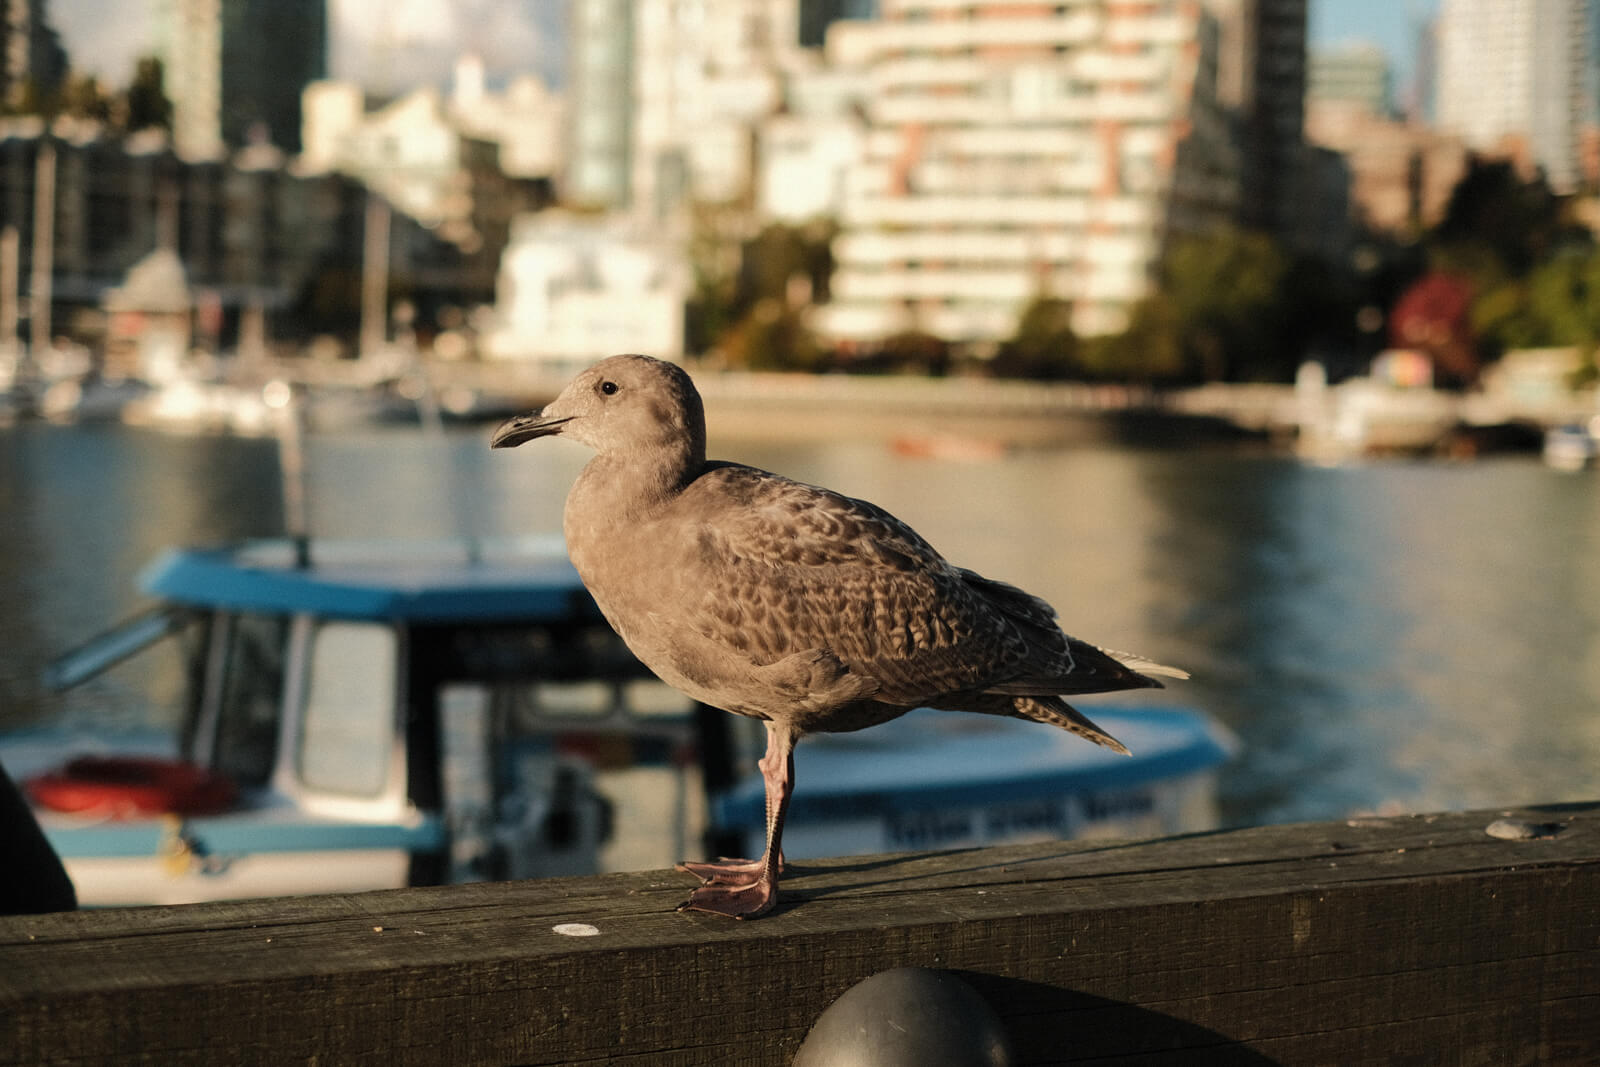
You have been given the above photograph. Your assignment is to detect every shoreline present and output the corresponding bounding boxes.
[15,355,1592,454]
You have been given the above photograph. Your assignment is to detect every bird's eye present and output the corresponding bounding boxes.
[599,380,619,396]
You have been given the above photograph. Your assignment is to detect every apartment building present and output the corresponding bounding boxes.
[567,0,801,216]
[815,0,1240,345]
[1435,0,1598,192]
[1308,41,1392,117]
[156,0,327,161]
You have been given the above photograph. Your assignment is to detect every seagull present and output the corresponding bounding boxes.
[491,354,1184,918]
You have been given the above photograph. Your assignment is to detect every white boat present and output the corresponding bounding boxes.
[1543,422,1598,471]
[714,706,1234,860]
[1,537,1234,906]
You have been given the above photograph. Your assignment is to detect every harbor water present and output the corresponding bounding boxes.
[2,418,1598,829]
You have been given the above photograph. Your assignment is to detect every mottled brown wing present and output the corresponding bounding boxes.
[674,465,1047,703]
[958,571,1163,695]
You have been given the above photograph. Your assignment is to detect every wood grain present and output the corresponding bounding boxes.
[3,803,1596,1065]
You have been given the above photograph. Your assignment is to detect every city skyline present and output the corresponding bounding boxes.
[1310,0,1440,90]
[51,0,564,93]
[50,1,1423,99]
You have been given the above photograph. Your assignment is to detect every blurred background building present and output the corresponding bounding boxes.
[156,0,327,160]
[815,1,1245,344]
[1309,40,1392,117]
[1435,0,1598,192]
[1305,34,1468,234]
[0,0,1599,388]
[1,0,67,113]
[1207,0,1310,242]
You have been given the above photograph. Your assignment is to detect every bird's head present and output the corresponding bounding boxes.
[490,354,707,463]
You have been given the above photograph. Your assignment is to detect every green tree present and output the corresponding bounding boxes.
[685,203,744,356]
[1087,298,1186,381]
[1090,227,1293,383]
[1473,249,1600,357]
[688,212,838,364]
[1407,155,1600,373]
[992,295,1080,380]
[61,74,113,123]
[1527,251,1600,345]
[2,78,41,116]
[124,56,172,132]
[876,329,951,375]
[720,298,823,371]
[742,221,834,306]
[1468,279,1539,354]
[1430,156,1575,279]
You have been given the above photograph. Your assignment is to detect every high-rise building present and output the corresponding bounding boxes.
[158,0,222,160]
[815,0,1239,345]
[1309,41,1392,117]
[1305,99,1468,234]
[1435,0,1598,192]
[156,0,326,161]
[220,0,325,152]
[1406,9,1437,122]
[565,0,634,207]
[1,0,67,112]
[1203,0,1308,239]
[565,0,799,216]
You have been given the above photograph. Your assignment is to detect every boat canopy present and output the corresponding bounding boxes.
[140,537,601,623]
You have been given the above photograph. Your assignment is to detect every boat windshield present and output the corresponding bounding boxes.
[211,613,289,788]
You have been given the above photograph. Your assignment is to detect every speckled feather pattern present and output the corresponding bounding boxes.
[506,355,1177,753]
[672,465,1148,707]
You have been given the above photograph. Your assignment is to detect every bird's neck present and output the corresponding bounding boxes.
[567,441,700,532]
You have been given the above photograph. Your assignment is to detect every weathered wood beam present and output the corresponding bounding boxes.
[3,803,1596,1065]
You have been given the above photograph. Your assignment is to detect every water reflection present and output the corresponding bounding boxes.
[2,421,1597,829]
[1,425,285,730]
[1137,456,1600,822]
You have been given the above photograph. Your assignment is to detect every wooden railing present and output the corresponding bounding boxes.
[3,802,1596,1065]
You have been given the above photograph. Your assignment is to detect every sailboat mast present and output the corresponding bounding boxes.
[360,193,390,358]
[1,225,18,354]
[28,141,55,369]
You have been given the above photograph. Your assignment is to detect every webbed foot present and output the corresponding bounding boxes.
[677,876,778,919]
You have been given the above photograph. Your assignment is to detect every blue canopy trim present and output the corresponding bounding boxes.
[141,537,602,623]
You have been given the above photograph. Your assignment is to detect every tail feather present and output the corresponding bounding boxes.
[1011,695,1132,756]
[1098,646,1190,681]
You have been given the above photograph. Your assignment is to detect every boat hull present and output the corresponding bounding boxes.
[713,705,1236,860]
[56,849,413,908]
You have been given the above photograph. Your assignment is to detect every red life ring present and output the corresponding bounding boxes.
[26,756,237,819]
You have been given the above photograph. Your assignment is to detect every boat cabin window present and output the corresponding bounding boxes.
[298,621,398,797]
[213,613,289,787]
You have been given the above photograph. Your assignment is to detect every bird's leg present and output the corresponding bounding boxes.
[677,722,794,918]
[677,739,787,885]
[676,719,792,885]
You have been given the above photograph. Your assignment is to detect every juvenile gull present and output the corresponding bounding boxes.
[491,354,1184,918]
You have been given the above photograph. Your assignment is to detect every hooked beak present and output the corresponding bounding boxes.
[490,410,573,449]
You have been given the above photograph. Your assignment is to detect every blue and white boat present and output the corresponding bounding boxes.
[715,706,1234,861]
[1,537,1235,906]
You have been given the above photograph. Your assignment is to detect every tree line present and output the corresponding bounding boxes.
[3,58,172,135]
[702,156,1600,387]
